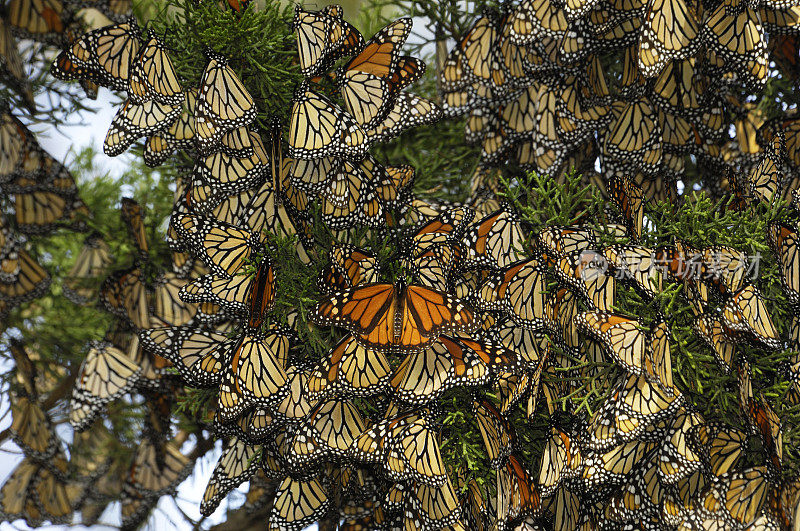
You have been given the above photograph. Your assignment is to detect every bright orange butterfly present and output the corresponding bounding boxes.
[313,282,476,353]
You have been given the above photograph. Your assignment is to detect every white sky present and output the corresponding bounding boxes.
[25,88,136,178]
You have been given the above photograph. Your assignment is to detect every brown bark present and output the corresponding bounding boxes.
[207,478,277,531]
[207,505,272,531]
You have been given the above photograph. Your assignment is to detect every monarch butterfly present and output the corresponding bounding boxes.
[288,83,367,161]
[475,258,547,329]
[13,188,88,235]
[608,174,644,239]
[143,89,197,167]
[458,479,485,531]
[618,374,684,429]
[70,339,140,430]
[6,0,64,44]
[485,317,549,369]
[496,453,541,525]
[0,247,51,317]
[510,0,569,45]
[539,428,583,497]
[695,245,748,295]
[477,112,514,165]
[439,44,468,93]
[82,0,133,22]
[217,328,290,421]
[555,252,615,311]
[465,107,491,145]
[607,460,662,522]
[288,398,366,467]
[474,398,516,469]
[703,0,768,89]
[575,311,647,374]
[404,478,463,529]
[0,19,35,110]
[9,395,57,461]
[99,267,149,329]
[721,285,781,349]
[582,439,656,487]
[216,405,280,444]
[318,159,386,229]
[63,233,113,305]
[410,206,474,254]
[3,138,77,195]
[208,126,257,159]
[150,272,197,326]
[544,287,581,353]
[194,134,268,195]
[0,111,26,180]
[292,5,363,77]
[745,392,784,477]
[538,225,596,263]
[734,104,766,162]
[270,366,318,422]
[317,244,379,294]
[520,85,558,149]
[128,35,183,106]
[363,92,442,144]
[391,336,514,406]
[119,197,148,257]
[584,398,622,451]
[0,459,76,527]
[769,221,800,307]
[658,409,703,484]
[139,323,231,384]
[189,184,255,226]
[127,440,191,496]
[603,245,660,299]
[556,83,611,146]
[288,155,338,194]
[460,12,501,87]
[748,131,785,204]
[645,319,675,395]
[200,437,261,516]
[51,20,142,91]
[119,485,158,530]
[350,413,448,486]
[181,259,274,327]
[699,422,746,477]
[698,467,773,528]
[306,335,391,401]
[313,282,476,353]
[104,97,181,157]
[637,0,699,77]
[268,475,330,531]
[603,98,663,171]
[410,242,462,291]
[461,206,524,269]
[242,180,311,265]
[194,49,256,151]
[172,214,261,277]
[657,111,694,157]
[441,85,480,118]
[337,18,413,128]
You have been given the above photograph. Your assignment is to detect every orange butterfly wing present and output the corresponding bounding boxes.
[315,283,395,334]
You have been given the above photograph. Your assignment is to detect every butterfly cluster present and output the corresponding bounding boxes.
[0,110,88,318]
[284,7,440,231]
[3,0,800,529]
[1,0,132,107]
[441,0,800,204]
[0,0,138,323]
